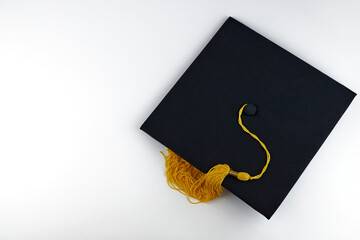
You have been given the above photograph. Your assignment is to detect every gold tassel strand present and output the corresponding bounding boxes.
[161,104,271,203]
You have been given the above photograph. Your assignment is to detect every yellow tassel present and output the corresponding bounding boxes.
[161,149,230,203]
[160,104,271,203]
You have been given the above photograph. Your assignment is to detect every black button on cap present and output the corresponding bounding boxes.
[244,104,257,116]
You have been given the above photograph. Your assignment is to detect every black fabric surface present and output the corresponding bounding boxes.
[140,17,356,219]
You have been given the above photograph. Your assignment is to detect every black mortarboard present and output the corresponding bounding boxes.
[140,17,356,219]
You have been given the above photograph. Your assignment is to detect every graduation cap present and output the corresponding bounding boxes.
[140,17,356,219]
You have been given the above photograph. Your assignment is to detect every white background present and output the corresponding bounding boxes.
[0,1,359,239]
